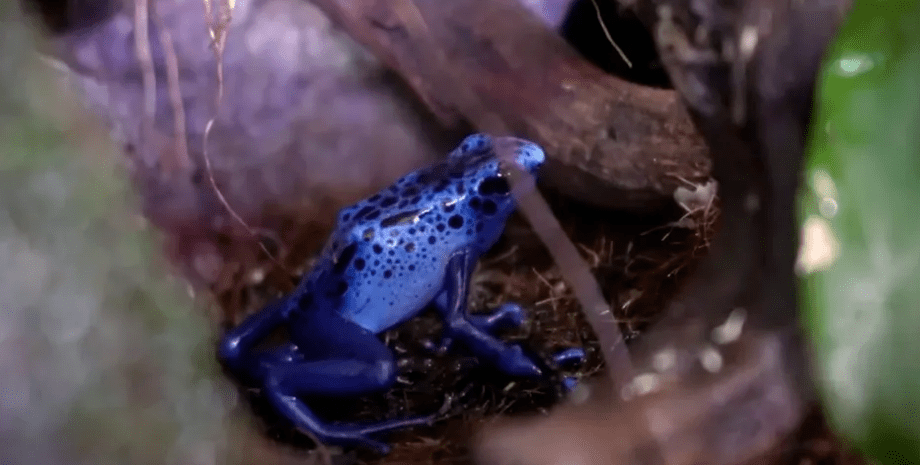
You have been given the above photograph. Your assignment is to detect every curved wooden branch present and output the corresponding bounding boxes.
[310,0,711,212]
[473,0,852,463]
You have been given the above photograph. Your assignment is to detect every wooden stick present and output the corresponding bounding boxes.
[310,0,710,212]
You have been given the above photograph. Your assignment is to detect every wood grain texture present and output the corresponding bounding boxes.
[473,0,853,463]
[310,0,711,212]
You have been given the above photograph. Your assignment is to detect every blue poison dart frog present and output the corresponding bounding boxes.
[219,134,586,453]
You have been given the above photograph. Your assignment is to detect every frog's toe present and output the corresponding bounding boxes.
[468,302,527,333]
[551,347,587,369]
[498,345,543,378]
[561,376,579,392]
[494,302,527,328]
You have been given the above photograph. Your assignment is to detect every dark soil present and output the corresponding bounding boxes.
[212,189,712,464]
[207,186,865,465]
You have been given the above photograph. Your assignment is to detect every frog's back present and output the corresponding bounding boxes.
[304,134,544,333]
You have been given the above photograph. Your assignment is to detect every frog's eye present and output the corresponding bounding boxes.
[478,176,510,196]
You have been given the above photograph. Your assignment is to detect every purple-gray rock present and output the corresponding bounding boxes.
[53,0,444,235]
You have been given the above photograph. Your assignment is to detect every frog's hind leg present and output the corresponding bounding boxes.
[262,312,434,453]
[219,297,296,384]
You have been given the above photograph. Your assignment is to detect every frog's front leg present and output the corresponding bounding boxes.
[426,296,527,355]
[259,310,434,454]
[436,251,544,377]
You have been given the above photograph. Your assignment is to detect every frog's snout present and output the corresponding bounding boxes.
[512,139,546,175]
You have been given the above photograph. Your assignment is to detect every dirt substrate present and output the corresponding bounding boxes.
[204,188,866,464]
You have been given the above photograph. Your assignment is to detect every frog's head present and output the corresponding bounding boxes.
[450,134,546,178]
[448,134,547,248]
[449,135,546,208]
[502,137,547,177]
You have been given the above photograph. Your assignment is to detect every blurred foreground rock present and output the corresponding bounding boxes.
[1,5,232,464]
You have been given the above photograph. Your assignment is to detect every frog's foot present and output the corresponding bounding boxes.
[548,347,587,393]
[443,319,544,378]
[269,389,434,454]
[467,302,527,333]
[438,253,545,377]
[551,347,587,369]
[424,302,527,355]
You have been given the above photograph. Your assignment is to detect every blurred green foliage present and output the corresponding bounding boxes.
[0,3,231,464]
[799,1,920,463]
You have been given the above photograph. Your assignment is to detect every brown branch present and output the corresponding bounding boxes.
[498,137,631,390]
[310,0,710,213]
[473,0,853,463]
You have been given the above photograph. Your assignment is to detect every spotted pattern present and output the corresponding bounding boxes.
[292,134,547,334]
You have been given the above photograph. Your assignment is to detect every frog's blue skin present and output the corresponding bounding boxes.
[219,134,584,453]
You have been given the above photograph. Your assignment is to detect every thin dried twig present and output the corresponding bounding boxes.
[157,27,192,172]
[201,0,285,270]
[496,138,632,391]
[589,0,632,68]
[133,0,156,165]
[576,242,602,268]
[532,268,565,309]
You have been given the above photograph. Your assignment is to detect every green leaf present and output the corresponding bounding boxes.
[799,1,920,463]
